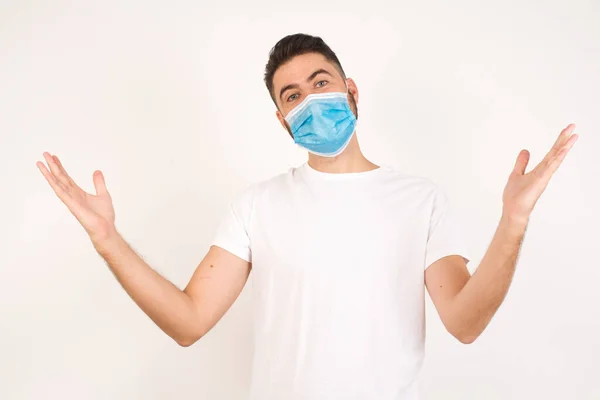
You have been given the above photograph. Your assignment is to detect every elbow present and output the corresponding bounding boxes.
[174,329,205,347]
[173,308,213,347]
[455,332,478,344]
[446,322,480,344]
[175,337,197,347]
[175,334,201,347]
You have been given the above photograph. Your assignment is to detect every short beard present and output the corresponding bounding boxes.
[285,92,359,139]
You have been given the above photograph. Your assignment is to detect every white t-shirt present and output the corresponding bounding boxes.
[211,161,472,400]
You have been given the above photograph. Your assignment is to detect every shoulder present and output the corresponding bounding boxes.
[229,165,297,205]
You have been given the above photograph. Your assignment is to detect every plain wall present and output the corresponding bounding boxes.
[1,0,599,399]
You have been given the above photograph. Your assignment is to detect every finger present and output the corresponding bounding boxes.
[52,154,77,187]
[42,152,71,188]
[37,160,72,201]
[542,123,576,165]
[512,149,530,175]
[93,170,109,196]
[553,123,576,153]
[37,160,86,218]
[533,124,576,175]
[542,133,578,180]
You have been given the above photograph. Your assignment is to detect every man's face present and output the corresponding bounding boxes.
[273,52,358,138]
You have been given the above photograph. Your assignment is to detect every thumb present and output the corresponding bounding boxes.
[512,149,530,175]
[93,170,109,196]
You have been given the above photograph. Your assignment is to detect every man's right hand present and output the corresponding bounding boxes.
[35,151,252,346]
[36,152,116,243]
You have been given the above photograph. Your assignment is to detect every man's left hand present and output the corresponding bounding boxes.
[502,123,579,222]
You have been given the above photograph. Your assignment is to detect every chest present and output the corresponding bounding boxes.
[250,187,429,279]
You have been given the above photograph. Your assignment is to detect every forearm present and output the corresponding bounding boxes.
[449,213,528,342]
[92,230,203,346]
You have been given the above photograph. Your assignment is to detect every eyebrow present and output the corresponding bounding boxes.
[278,68,334,102]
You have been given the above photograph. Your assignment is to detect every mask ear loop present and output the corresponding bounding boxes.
[345,84,358,123]
[344,82,354,107]
[341,82,359,137]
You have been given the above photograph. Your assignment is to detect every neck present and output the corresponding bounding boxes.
[307,135,379,174]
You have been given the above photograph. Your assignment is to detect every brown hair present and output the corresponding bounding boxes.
[263,33,346,107]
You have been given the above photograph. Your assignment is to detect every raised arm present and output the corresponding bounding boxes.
[425,123,579,343]
[37,152,251,346]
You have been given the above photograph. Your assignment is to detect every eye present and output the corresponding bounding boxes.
[316,80,328,88]
[287,93,299,102]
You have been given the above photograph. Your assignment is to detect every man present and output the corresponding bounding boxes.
[37,33,578,399]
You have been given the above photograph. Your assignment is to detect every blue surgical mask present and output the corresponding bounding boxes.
[284,90,357,157]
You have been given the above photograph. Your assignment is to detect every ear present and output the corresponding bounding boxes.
[346,78,358,104]
[276,109,294,139]
[276,109,287,131]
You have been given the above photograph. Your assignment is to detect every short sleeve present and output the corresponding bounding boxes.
[211,186,255,263]
[424,185,472,270]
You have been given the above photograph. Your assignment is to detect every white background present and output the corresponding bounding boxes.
[1,0,599,399]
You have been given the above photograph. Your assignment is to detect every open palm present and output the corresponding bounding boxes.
[502,123,579,221]
[37,152,116,242]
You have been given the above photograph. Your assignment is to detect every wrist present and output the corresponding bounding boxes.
[500,212,529,235]
[91,226,122,253]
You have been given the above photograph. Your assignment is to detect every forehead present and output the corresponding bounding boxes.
[272,52,340,92]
